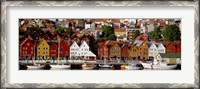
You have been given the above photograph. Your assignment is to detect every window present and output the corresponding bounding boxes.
[27,43,30,46]
[42,44,44,46]
[25,47,27,50]
[31,47,33,50]
[46,48,48,50]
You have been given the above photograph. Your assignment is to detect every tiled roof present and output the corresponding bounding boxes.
[114,28,126,32]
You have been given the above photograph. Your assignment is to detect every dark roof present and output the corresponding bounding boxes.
[159,53,181,58]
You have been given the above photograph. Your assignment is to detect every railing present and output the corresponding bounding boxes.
[19,59,134,65]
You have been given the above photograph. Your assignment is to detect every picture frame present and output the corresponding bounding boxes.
[1,0,199,88]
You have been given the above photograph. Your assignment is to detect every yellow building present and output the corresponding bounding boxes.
[109,42,121,58]
[130,44,138,59]
[114,28,126,36]
[37,38,50,59]
[136,41,149,59]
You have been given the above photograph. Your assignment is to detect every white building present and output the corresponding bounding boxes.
[147,42,166,59]
[79,41,90,56]
[147,42,158,59]
[70,41,80,59]
[70,41,96,60]
[156,43,166,53]
[85,22,92,29]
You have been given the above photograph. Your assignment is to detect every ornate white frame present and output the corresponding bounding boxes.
[1,1,199,89]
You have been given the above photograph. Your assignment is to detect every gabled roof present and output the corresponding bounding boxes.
[159,53,181,58]
[51,32,62,40]
[23,32,34,40]
[70,41,79,48]
[62,33,70,39]
[134,40,144,47]
[33,32,41,37]
[20,38,34,47]
[36,38,49,47]
[79,41,89,48]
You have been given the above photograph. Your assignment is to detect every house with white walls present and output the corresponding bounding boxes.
[70,41,96,60]
[147,42,166,60]
[147,42,158,59]
[79,41,90,56]
[70,41,80,59]
[156,43,166,53]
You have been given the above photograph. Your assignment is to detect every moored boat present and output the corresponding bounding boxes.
[82,63,96,70]
[140,61,177,70]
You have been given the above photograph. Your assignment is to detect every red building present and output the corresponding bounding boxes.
[20,38,34,59]
[59,40,70,59]
[174,41,181,53]
[98,40,111,60]
[50,43,58,59]
[121,44,130,60]
[162,42,176,53]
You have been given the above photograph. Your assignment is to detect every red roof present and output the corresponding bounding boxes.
[114,28,126,32]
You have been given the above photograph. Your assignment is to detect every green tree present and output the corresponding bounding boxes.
[132,30,140,40]
[102,25,115,40]
[65,27,74,36]
[55,27,63,33]
[162,25,181,41]
[108,34,116,40]
[149,27,162,41]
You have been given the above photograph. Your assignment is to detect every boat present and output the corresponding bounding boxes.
[125,63,144,70]
[27,65,44,70]
[27,61,52,70]
[50,65,70,69]
[140,61,177,70]
[82,63,96,70]
[99,64,112,68]
[99,58,112,68]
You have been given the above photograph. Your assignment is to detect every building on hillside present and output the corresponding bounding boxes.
[114,28,127,41]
